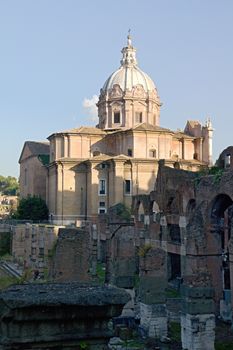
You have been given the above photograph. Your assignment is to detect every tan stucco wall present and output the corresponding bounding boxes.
[19,156,47,200]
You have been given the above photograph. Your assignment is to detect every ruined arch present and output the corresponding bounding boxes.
[210,194,233,291]
[210,194,233,224]
[166,196,175,213]
[138,202,144,222]
[150,200,160,222]
[186,198,196,216]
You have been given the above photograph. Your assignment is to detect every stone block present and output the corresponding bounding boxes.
[182,299,215,315]
[139,276,166,304]
[220,299,232,322]
[181,285,214,299]
[140,303,168,339]
[114,276,134,289]
[181,313,215,350]
[0,283,131,350]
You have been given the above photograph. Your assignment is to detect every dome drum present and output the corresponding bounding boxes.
[97,35,161,130]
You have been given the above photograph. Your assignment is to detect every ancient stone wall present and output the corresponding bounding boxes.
[50,226,95,283]
[11,223,61,274]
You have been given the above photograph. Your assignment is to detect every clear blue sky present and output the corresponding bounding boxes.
[0,0,233,177]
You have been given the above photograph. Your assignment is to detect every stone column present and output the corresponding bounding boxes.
[139,247,168,339]
[182,139,185,159]
[113,160,124,205]
[87,163,99,216]
[181,280,215,350]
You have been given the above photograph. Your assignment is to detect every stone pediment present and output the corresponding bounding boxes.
[19,141,49,163]
[132,84,146,98]
[109,84,123,98]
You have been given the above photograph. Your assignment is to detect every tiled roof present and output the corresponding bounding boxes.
[132,123,171,132]
[26,141,49,155]
[58,126,106,135]
[173,131,195,139]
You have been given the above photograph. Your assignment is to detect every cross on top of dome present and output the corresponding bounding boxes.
[127,29,132,47]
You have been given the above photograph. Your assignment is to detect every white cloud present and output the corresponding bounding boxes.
[82,95,98,122]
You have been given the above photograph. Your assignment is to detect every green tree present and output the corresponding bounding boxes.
[0,175,19,195]
[13,196,48,221]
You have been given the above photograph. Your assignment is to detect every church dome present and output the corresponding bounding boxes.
[101,34,158,96]
[97,34,161,130]
[102,65,156,93]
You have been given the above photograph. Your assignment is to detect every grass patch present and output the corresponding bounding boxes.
[0,232,11,257]
[47,240,58,258]
[169,322,181,343]
[194,166,224,186]
[0,275,19,290]
[18,268,33,283]
[0,253,13,262]
[96,263,105,284]
[125,339,144,349]
[215,342,233,350]
[166,288,181,298]
[138,244,152,257]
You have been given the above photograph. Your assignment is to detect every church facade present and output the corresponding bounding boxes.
[20,35,213,225]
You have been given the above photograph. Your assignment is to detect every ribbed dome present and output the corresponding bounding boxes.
[102,65,156,93]
[101,34,157,95]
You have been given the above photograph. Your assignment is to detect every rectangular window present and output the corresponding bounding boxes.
[135,112,143,123]
[99,179,106,195]
[99,201,105,207]
[39,247,44,256]
[124,180,131,195]
[114,112,120,124]
[149,150,156,158]
[128,149,133,157]
[98,208,106,214]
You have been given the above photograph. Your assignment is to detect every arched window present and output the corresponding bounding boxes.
[149,149,156,158]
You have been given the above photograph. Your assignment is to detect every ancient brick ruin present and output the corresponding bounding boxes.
[3,160,233,349]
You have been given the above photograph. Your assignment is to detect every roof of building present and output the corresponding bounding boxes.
[173,131,195,139]
[107,123,172,134]
[132,123,171,132]
[48,126,106,138]
[26,141,49,155]
[19,141,49,163]
[186,120,201,128]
